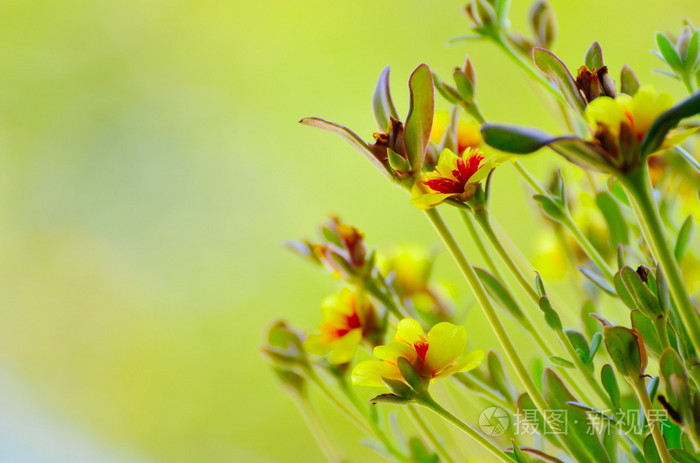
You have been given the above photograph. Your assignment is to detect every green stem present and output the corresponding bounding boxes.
[296,396,345,463]
[629,378,672,463]
[423,208,591,461]
[339,380,409,462]
[620,166,700,356]
[653,317,671,351]
[307,370,373,434]
[511,160,614,281]
[452,373,515,412]
[407,406,456,463]
[417,394,511,463]
[459,210,505,281]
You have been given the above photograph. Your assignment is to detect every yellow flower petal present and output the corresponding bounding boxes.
[435,149,460,179]
[373,341,416,363]
[352,359,402,387]
[410,192,454,210]
[330,328,362,364]
[628,85,673,137]
[585,96,625,136]
[425,322,467,373]
[435,348,484,378]
[394,318,425,345]
[304,333,333,356]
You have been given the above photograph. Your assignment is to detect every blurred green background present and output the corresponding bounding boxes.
[0,0,696,461]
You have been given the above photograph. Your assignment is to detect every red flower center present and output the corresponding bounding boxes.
[414,339,429,361]
[423,154,484,194]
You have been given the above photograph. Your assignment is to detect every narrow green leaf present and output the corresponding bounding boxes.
[534,272,547,297]
[631,310,661,356]
[646,375,660,401]
[533,47,587,114]
[480,123,554,154]
[372,66,399,131]
[534,194,567,222]
[684,31,700,73]
[550,356,575,368]
[475,267,525,321]
[585,41,604,69]
[405,64,434,171]
[408,437,440,463]
[299,117,393,179]
[641,91,700,157]
[432,72,460,104]
[674,215,694,262]
[619,266,662,318]
[539,296,563,331]
[601,364,621,410]
[579,266,616,295]
[588,332,603,364]
[657,32,684,73]
[596,191,628,245]
[670,448,700,463]
[488,350,515,402]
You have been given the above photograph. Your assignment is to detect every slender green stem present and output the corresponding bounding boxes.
[629,378,672,463]
[423,208,593,461]
[459,210,505,281]
[452,373,515,412]
[339,379,409,462]
[620,166,700,356]
[561,214,615,281]
[472,210,609,407]
[296,396,345,463]
[653,317,671,351]
[417,394,511,463]
[307,370,373,434]
[407,406,456,463]
[511,160,614,281]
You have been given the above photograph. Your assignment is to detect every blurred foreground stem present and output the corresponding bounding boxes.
[295,396,345,463]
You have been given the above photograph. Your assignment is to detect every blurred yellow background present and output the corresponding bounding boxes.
[0,0,697,461]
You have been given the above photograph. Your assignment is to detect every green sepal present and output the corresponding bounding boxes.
[533,47,587,114]
[370,393,416,405]
[398,357,426,393]
[382,377,416,399]
[603,326,647,378]
[620,65,640,95]
[373,66,400,131]
[388,147,411,173]
[585,41,604,69]
[405,64,434,171]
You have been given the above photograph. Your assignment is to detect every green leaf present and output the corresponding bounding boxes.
[566,330,590,365]
[432,72,461,104]
[644,433,663,463]
[656,265,671,315]
[596,191,628,245]
[299,117,393,180]
[488,350,515,402]
[641,91,700,157]
[534,194,567,222]
[588,332,603,364]
[684,31,700,73]
[372,66,399,131]
[405,64,434,171]
[547,138,613,173]
[585,41,604,69]
[674,215,694,262]
[618,266,663,318]
[382,377,415,398]
[579,266,616,295]
[657,32,684,73]
[621,65,640,95]
[550,356,575,369]
[453,68,474,102]
[480,123,554,154]
[534,272,547,297]
[603,326,646,377]
[631,310,661,356]
[542,369,611,463]
[539,296,562,331]
[370,393,415,405]
[533,48,587,114]
[601,364,621,410]
[475,267,525,321]
[670,448,700,463]
[408,437,440,463]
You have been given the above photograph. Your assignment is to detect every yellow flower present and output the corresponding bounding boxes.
[352,318,483,387]
[585,85,674,141]
[411,148,491,209]
[304,289,379,364]
[430,110,483,154]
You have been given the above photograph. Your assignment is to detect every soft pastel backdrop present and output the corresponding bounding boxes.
[0,0,696,462]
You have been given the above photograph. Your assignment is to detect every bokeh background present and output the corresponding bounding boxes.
[0,0,697,461]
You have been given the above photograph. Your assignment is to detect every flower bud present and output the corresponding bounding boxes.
[529,1,557,49]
